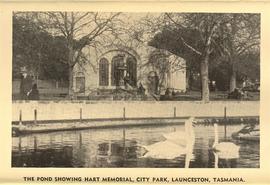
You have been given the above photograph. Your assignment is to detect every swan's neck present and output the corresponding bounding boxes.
[214,123,219,147]
[185,119,194,138]
[185,119,194,168]
[214,152,219,168]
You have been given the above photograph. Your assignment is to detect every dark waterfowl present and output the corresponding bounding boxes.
[232,124,260,142]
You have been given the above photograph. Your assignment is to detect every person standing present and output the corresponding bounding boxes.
[137,82,145,95]
[28,83,40,100]
[19,70,33,100]
[123,72,130,89]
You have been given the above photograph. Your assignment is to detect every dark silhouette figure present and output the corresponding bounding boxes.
[137,82,145,95]
[20,73,33,100]
[228,88,242,100]
[160,88,174,101]
[124,73,131,89]
[28,83,40,100]
[148,71,159,95]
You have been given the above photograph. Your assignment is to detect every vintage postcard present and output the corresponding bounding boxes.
[0,1,269,184]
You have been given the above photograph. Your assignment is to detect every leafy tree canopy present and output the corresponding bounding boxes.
[13,15,69,81]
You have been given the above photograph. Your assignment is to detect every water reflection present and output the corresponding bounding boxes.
[12,124,259,168]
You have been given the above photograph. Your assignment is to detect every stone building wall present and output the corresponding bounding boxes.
[73,43,186,96]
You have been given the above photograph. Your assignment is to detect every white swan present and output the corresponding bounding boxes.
[140,117,196,163]
[142,140,188,159]
[163,117,195,147]
[212,123,240,159]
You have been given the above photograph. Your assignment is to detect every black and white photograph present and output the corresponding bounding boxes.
[11,12,260,168]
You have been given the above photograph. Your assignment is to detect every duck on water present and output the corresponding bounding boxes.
[232,123,260,142]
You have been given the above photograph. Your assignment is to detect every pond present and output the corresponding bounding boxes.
[12,123,259,168]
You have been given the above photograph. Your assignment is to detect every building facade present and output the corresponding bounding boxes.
[72,43,186,97]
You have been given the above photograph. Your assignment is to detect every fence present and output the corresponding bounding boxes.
[12,101,259,122]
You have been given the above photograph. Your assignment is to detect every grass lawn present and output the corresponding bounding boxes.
[12,87,260,101]
[173,90,259,101]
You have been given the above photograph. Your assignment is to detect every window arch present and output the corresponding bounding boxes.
[126,56,137,87]
[99,58,109,86]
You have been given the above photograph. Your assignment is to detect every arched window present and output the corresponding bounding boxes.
[126,57,137,87]
[111,55,125,86]
[99,58,109,86]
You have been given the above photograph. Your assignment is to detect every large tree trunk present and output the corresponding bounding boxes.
[199,21,218,103]
[68,65,74,97]
[229,60,237,92]
[67,43,74,98]
[201,54,210,103]
[229,16,238,93]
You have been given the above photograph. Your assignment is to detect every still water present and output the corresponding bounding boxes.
[12,123,259,168]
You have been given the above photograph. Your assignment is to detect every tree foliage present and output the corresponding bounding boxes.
[148,13,260,98]
[148,28,202,90]
[38,12,122,95]
[14,12,122,95]
[13,15,69,81]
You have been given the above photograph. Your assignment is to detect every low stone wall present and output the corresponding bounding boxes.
[12,101,260,122]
